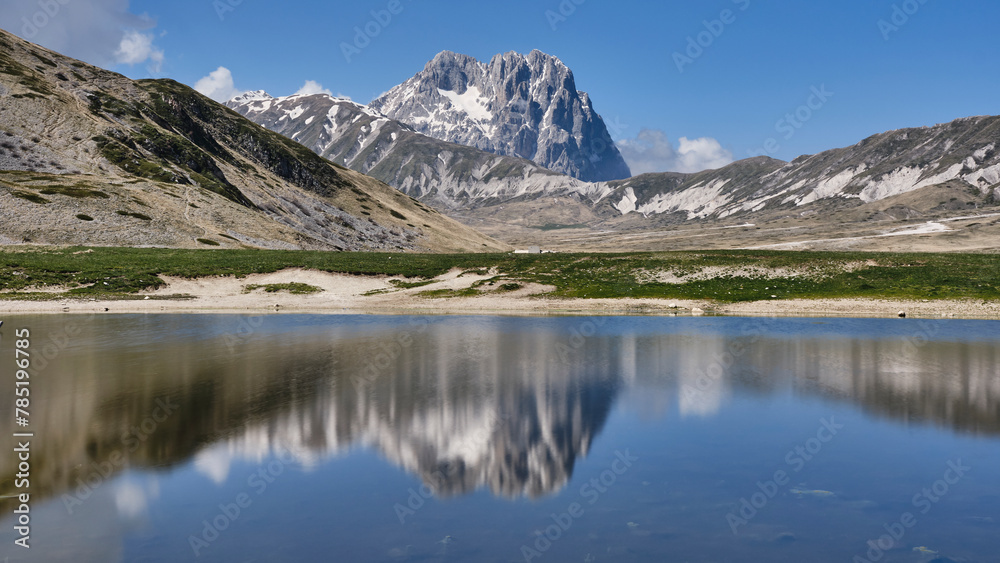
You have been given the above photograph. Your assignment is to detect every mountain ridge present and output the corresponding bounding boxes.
[233,84,1000,227]
[225,46,1000,252]
[226,90,604,212]
[0,29,505,252]
[600,114,1000,222]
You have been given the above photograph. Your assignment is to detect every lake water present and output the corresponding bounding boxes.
[1,314,999,562]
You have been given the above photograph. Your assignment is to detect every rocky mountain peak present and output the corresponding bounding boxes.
[229,90,272,103]
[370,49,631,182]
[420,51,485,95]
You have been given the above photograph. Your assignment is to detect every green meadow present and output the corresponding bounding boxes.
[0,247,997,303]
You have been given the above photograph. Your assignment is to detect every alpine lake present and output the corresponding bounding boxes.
[1,313,998,562]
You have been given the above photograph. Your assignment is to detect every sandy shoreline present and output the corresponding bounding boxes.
[1,268,998,319]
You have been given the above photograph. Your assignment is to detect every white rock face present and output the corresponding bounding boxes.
[369,50,632,182]
[634,179,732,219]
[615,187,638,215]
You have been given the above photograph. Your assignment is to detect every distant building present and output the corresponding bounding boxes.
[514,246,555,254]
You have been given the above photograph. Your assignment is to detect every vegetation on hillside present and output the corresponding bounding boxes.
[0,247,997,303]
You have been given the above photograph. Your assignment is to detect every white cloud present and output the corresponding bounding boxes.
[294,80,333,97]
[0,0,165,74]
[617,129,734,175]
[194,74,339,104]
[195,67,244,102]
[114,30,164,72]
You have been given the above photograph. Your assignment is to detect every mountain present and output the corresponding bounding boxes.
[0,29,504,252]
[601,117,1000,222]
[236,83,1000,239]
[226,90,601,211]
[224,45,999,251]
[369,50,631,182]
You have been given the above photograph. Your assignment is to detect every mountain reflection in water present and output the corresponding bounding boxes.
[1,315,998,517]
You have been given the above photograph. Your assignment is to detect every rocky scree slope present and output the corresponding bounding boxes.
[0,30,503,252]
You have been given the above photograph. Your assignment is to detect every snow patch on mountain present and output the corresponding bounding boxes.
[229,77,1000,226]
[227,88,606,210]
[438,86,492,122]
[229,90,272,104]
[370,50,631,182]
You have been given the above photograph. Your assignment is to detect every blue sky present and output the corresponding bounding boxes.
[3,0,998,174]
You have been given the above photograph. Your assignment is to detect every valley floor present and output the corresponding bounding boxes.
[3,268,998,319]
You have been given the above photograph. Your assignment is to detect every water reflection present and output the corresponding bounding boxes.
[1,315,998,519]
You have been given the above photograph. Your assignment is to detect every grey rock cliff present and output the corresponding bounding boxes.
[369,50,632,182]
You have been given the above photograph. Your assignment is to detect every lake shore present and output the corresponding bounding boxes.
[1,268,997,319]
